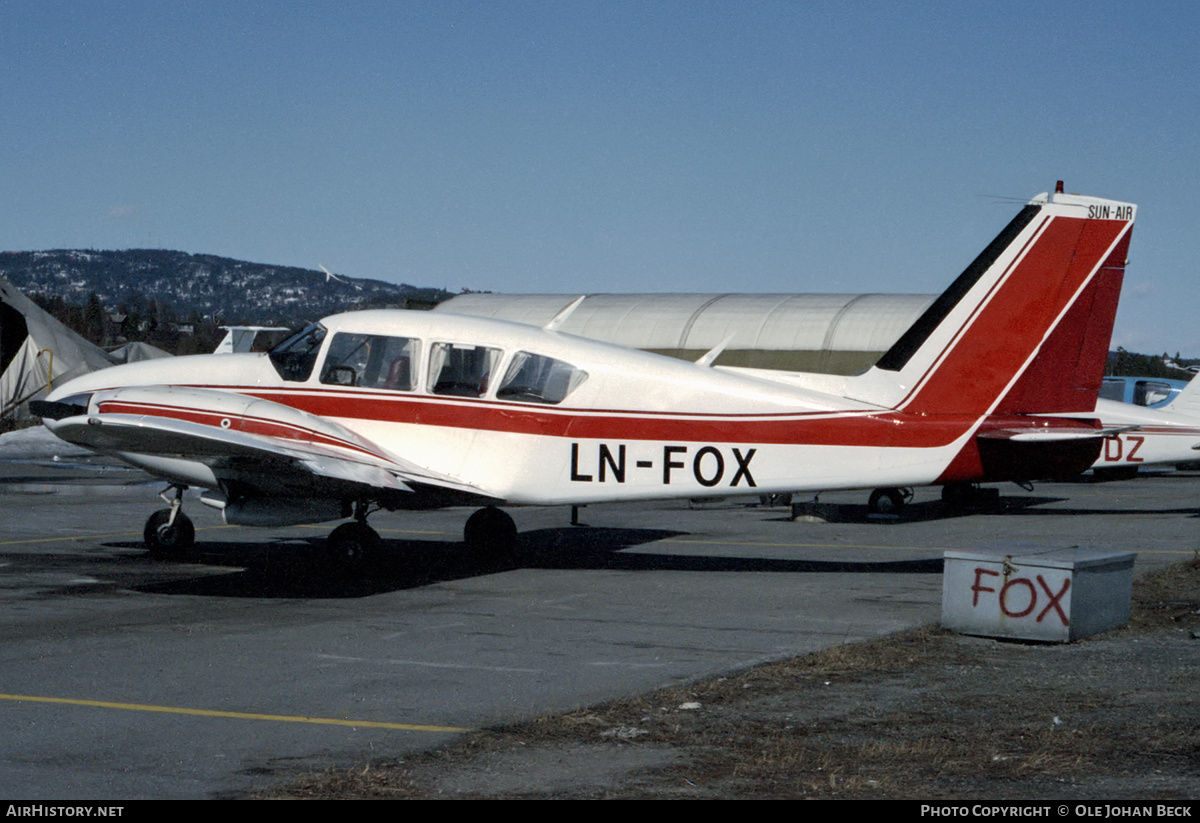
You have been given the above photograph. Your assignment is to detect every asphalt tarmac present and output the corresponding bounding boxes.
[0,453,1196,799]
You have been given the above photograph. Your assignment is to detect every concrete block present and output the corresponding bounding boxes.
[941,547,1134,642]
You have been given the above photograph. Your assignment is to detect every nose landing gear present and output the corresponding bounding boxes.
[143,485,195,559]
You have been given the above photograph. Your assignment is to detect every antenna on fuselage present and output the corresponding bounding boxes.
[544,295,586,331]
[695,336,732,367]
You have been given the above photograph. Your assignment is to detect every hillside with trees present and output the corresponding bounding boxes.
[0,249,454,355]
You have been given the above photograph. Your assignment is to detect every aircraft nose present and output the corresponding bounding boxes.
[30,392,92,421]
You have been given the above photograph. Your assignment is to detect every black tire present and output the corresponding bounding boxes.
[327,522,380,569]
[868,488,906,515]
[144,509,195,559]
[941,482,973,509]
[463,506,517,567]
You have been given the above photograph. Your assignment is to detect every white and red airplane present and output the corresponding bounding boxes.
[33,186,1136,564]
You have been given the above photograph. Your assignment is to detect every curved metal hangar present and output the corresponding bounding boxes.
[435,292,935,375]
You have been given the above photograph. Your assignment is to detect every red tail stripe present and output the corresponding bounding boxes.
[900,216,1128,415]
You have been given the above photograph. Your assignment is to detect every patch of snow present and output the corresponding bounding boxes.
[0,426,91,460]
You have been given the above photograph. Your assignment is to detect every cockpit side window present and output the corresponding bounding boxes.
[428,343,502,397]
[268,323,327,382]
[497,352,588,404]
[320,333,421,390]
[1135,380,1172,407]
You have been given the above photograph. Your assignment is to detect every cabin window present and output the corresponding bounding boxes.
[268,323,327,382]
[1099,378,1124,403]
[496,352,588,404]
[428,343,503,397]
[1134,380,1172,407]
[320,333,421,390]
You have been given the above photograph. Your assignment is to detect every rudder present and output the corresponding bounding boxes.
[847,188,1136,417]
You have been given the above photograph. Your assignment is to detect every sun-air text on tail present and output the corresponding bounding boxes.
[32,186,1136,566]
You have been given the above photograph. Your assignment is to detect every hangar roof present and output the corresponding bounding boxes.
[435,293,936,374]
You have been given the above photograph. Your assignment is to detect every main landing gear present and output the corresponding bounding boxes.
[143,485,195,560]
[323,504,516,572]
[865,483,1003,515]
[464,506,517,568]
[940,481,1000,510]
[326,501,381,569]
[326,521,381,567]
[867,487,912,516]
[323,504,518,570]
[139,492,519,572]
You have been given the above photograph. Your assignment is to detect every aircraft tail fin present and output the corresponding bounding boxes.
[1159,374,1200,418]
[846,185,1136,417]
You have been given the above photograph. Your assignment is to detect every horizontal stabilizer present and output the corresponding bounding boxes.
[977,425,1139,443]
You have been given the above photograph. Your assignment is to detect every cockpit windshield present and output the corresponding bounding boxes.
[268,323,327,382]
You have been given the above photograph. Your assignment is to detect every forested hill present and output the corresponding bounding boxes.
[0,249,452,327]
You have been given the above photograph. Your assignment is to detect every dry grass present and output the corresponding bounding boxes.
[261,562,1200,799]
[1131,558,1200,630]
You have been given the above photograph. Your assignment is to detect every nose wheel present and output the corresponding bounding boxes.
[144,509,195,559]
[143,485,195,559]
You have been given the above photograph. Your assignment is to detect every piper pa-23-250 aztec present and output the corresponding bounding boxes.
[33,185,1136,566]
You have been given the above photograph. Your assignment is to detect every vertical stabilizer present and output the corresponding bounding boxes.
[846,190,1136,416]
[1158,374,1200,419]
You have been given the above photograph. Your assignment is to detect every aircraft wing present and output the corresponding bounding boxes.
[37,386,496,506]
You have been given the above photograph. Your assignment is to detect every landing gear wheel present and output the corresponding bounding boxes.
[868,487,910,516]
[940,482,1000,510]
[327,522,380,569]
[144,509,195,559]
[941,482,971,509]
[464,506,517,568]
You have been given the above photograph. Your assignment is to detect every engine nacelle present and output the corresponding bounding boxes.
[202,494,350,527]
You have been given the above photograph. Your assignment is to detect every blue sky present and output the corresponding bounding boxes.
[3,1,1199,353]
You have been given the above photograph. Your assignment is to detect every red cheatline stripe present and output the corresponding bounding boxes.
[103,388,1101,452]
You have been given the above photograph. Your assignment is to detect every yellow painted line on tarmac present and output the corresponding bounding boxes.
[661,536,1199,557]
[0,525,236,548]
[0,693,469,733]
[661,537,956,552]
[0,531,139,547]
[0,522,449,548]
